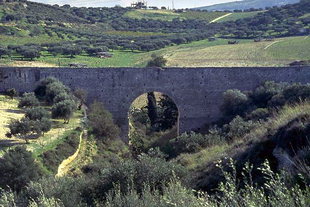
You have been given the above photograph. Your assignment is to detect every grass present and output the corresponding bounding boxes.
[179,11,227,22]
[124,9,181,21]
[162,36,310,67]
[216,11,263,22]
[105,30,169,37]
[0,36,308,68]
[39,51,147,68]
[0,34,64,46]
[124,9,227,22]
[0,95,24,140]
[0,95,83,157]
[174,144,229,170]
[40,130,81,174]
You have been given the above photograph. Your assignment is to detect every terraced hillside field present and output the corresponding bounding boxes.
[161,36,310,67]
[215,11,263,22]
[124,9,227,22]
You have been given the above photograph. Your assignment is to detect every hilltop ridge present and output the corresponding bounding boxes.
[196,0,300,11]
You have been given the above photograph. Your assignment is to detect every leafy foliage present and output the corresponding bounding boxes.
[87,101,120,140]
[0,147,42,192]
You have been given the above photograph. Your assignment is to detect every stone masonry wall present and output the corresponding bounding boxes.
[1,67,309,142]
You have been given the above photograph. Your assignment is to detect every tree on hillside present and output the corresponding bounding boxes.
[147,55,167,67]
[88,101,120,140]
[0,147,42,192]
[74,88,88,110]
[52,99,76,124]
[147,92,158,130]
[18,92,40,108]
[0,46,9,58]
[34,77,59,99]
[158,95,178,131]
[221,89,250,118]
[62,46,82,58]
[5,88,18,99]
[20,48,41,60]
[25,107,50,121]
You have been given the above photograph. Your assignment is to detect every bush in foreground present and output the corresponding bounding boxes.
[0,147,42,192]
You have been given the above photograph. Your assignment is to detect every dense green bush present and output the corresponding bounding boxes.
[5,88,18,99]
[81,151,187,205]
[221,89,250,118]
[104,160,310,207]
[169,129,225,156]
[25,107,50,121]
[225,116,258,142]
[51,99,76,123]
[18,92,40,108]
[0,147,42,192]
[88,101,120,140]
[25,176,82,207]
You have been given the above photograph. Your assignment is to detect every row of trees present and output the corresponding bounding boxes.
[6,77,81,143]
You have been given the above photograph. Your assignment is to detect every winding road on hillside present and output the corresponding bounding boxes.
[210,13,232,23]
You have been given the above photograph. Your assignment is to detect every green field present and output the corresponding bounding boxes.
[124,9,181,21]
[124,9,227,22]
[161,36,310,67]
[216,11,263,22]
[0,34,64,46]
[0,36,309,68]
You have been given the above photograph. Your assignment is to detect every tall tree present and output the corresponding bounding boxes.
[147,92,158,130]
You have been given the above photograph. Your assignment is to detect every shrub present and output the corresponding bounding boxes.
[25,107,50,121]
[52,99,76,123]
[53,92,72,104]
[0,147,42,192]
[246,108,269,121]
[147,55,167,67]
[25,176,83,207]
[5,88,18,99]
[282,83,310,104]
[170,129,225,156]
[225,116,257,142]
[250,81,287,108]
[34,77,59,99]
[88,101,120,140]
[45,81,70,104]
[18,92,40,108]
[221,89,250,118]
[82,152,187,205]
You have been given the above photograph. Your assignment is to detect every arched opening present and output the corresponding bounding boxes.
[128,92,179,156]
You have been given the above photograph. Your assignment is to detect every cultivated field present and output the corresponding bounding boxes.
[0,36,308,68]
[161,36,310,67]
[215,11,263,22]
[124,9,227,22]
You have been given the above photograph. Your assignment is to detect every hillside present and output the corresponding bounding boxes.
[124,9,228,22]
[159,36,310,67]
[197,0,300,11]
[0,0,308,68]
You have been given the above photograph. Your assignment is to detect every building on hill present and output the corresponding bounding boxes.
[97,52,113,58]
[131,1,147,9]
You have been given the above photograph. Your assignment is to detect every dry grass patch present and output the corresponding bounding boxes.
[0,95,24,143]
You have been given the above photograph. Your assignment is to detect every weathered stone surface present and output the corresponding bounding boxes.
[1,67,309,142]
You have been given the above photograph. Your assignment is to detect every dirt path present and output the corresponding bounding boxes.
[264,40,282,50]
[210,13,232,23]
[56,130,85,177]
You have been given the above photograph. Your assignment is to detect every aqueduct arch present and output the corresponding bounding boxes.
[1,67,310,142]
[128,91,180,139]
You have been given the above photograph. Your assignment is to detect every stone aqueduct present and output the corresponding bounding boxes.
[0,67,310,142]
